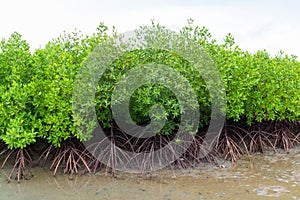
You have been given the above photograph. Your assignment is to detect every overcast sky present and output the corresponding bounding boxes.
[1,0,300,56]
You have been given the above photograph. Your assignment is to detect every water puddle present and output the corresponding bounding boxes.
[2,149,300,199]
[254,186,290,197]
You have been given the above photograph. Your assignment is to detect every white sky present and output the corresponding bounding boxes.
[1,0,300,56]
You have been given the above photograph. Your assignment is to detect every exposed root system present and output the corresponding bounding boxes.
[1,120,300,183]
[39,138,92,177]
[1,148,33,183]
[87,128,221,176]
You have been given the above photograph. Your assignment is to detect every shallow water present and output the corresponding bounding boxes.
[2,149,300,200]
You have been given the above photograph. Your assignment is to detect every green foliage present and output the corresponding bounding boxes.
[94,48,209,135]
[187,21,300,123]
[0,32,37,149]
[0,20,299,150]
[31,24,108,147]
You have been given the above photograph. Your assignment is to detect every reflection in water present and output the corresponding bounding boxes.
[1,149,300,199]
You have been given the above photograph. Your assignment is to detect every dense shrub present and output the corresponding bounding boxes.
[0,21,299,151]
[0,33,37,149]
[31,24,108,147]
[185,22,300,124]
[91,48,211,136]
